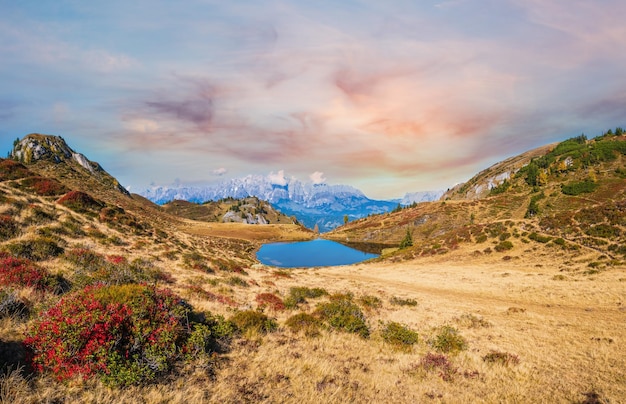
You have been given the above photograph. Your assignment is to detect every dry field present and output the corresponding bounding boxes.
[4,237,623,403]
[181,220,315,242]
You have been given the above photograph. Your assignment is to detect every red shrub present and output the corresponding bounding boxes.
[0,159,31,180]
[0,252,51,291]
[21,176,68,196]
[106,255,127,265]
[56,191,104,213]
[25,284,190,384]
[255,293,285,311]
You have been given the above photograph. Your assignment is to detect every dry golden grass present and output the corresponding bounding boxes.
[181,220,315,242]
[3,230,625,403]
[2,153,625,403]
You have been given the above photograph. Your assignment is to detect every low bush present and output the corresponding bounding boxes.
[430,326,467,354]
[255,293,285,311]
[528,232,552,243]
[229,310,277,335]
[64,247,106,270]
[475,234,488,243]
[65,249,165,288]
[184,314,235,358]
[20,176,68,196]
[418,352,457,382]
[0,215,20,241]
[0,159,31,180]
[56,191,104,214]
[182,252,213,273]
[585,224,620,239]
[314,294,369,338]
[0,253,54,291]
[358,294,382,310]
[226,275,248,288]
[24,284,191,385]
[380,321,419,349]
[3,237,64,262]
[495,240,514,252]
[482,351,520,366]
[561,180,598,196]
[284,286,328,309]
[389,296,418,307]
[24,206,57,226]
[285,312,321,337]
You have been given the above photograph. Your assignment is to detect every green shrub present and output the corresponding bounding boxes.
[561,180,598,196]
[495,240,514,252]
[229,310,277,334]
[226,275,248,288]
[358,294,382,310]
[525,192,545,218]
[380,321,419,348]
[285,312,321,337]
[585,224,620,239]
[475,234,488,243]
[314,294,369,338]
[182,252,213,273]
[0,215,20,241]
[3,237,64,261]
[528,232,552,243]
[430,326,467,353]
[489,180,511,195]
[389,296,418,307]
[284,286,328,309]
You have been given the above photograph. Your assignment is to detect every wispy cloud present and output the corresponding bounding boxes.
[2,1,626,198]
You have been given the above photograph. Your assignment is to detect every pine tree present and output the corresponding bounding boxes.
[399,228,413,248]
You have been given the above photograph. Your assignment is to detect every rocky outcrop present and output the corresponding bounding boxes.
[11,133,130,196]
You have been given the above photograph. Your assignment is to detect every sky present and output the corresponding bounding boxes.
[1,0,626,199]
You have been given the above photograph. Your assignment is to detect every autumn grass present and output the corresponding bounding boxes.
[1,174,624,403]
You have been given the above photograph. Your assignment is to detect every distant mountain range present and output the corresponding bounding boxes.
[138,176,443,232]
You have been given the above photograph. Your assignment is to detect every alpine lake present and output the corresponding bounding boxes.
[256,238,379,268]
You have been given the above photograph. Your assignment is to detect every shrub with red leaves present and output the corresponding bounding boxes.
[255,293,285,311]
[0,252,52,291]
[0,159,31,180]
[56,191,104,214]
[20,176,68,196]
[24,284,191,385]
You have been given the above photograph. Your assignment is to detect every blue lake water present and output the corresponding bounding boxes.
[256,239,379,268]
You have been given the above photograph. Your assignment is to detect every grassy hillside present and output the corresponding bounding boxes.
[327,131,626,270]
[1,133,625,403]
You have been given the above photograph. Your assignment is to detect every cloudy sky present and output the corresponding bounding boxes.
[1,1,625,199]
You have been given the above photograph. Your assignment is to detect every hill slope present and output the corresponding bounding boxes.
[326,131,626,269]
